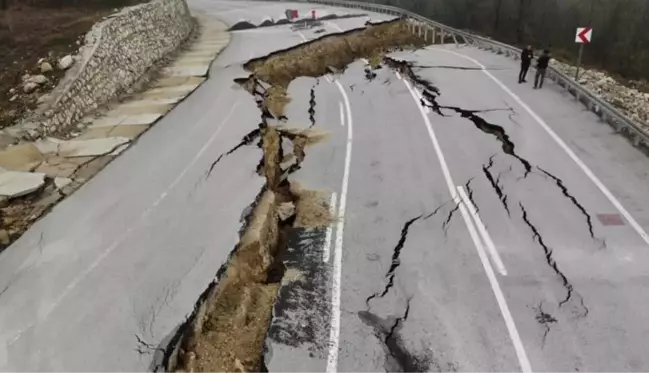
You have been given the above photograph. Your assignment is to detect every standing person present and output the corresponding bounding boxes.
[534,49,551,89]
[519,45,534,83]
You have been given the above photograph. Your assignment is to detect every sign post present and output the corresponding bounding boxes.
[574,27,593,81]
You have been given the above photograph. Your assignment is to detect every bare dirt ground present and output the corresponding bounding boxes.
[0,0,149,129]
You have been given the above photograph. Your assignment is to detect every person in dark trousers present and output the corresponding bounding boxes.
[519,45,533,83]
[534,49,551,89]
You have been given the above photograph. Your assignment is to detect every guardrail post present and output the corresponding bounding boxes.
[424,26,428,41]
[418,23,422,37]
[439,29,445,44]
[431,27,436,44]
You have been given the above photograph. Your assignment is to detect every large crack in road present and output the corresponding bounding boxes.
[366,215,422,307]
[160,18,428,372]
[519,201,589,318]
[386,57,602,251]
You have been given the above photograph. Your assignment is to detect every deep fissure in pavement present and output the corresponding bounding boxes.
[308,81,317,127]
[464,178,478,213]
[163,20,428,372]
[442,202,461,235]
[483,155,510,216]
[205,128,262,177]
[387,57,603,250]
[537,166,602,246]
[227,13,368,31]
[358,299,434,372]
[366,216,422,307]
[384,57,532,177]
[519,202,589,317]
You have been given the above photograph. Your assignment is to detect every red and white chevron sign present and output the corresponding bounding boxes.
[575,27,593,44]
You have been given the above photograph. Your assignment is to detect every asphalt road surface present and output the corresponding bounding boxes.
[2,0,649,372]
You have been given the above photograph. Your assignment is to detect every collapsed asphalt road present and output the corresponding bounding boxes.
[2,0,649,372]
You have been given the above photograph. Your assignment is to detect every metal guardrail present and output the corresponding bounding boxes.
[270,0,649,152]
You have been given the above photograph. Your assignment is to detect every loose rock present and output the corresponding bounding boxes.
[58,55,74,70]
[40,62,53,73]
[0,229,9,246]
[30,75,48,85]
[23,82,38,94]
[277,201,296,221]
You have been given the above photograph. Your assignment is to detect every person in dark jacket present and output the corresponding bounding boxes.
[518,45,533,83]
[534,49,551,89]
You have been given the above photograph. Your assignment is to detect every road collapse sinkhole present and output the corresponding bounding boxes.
[161,18,428,372]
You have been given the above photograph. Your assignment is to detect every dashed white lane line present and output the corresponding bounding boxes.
[433,47,649,247]
[457,186,507,276]
[401,79,531,373]
[6,101,241,347]
[326,80,354,373]
[339,102,345,126]
[322,192,338,263]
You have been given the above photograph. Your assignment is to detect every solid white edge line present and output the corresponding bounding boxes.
[339,102,345,126]
[322,192,338,263]
[415,87,431,114]
[395,71,402,80]
[8,101,241,345]
[327,80,353,373]
[455,193,532,373]
[403,79,430,115]
[402,79,531,372]
[457,186,508,276]
[435,47,649,247]
[297,30,308,42]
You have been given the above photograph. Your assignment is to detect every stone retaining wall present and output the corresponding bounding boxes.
[33,0,193,136]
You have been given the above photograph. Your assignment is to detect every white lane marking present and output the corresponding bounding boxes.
[402,79,531,372]
[455,187,531,373]
[403,79,430,114]
[322,192,338,263]
[327,21,344,32]
[435,48,649,246]
[339,102,345,127]
[395,71,402,80]
[457,186,507,276]
[297,30,308,42]
[325,75,333,83]
[360,58,369,65]
[327,80,354,373]
[7,102,241,345]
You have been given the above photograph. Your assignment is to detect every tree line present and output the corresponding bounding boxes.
[366,0,649,82]
[1,0,144,10]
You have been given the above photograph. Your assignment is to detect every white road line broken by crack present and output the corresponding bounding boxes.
[323,192,338,263]
[327,80,353,373]
[432,47,649,247]
[457,186,507,276]
[402,78,531,373]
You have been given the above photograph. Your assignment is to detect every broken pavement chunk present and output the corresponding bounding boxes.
[0,143,44,172]
[54,177,72,190]
[58,137,130,158]
[277,202,296,222]
[0,171,46,198]
[35,156,79,178]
